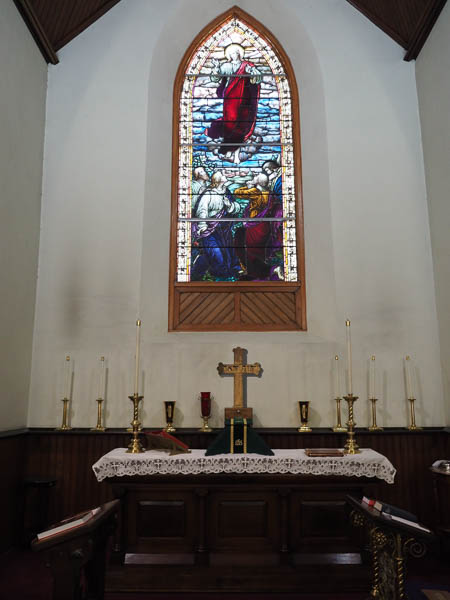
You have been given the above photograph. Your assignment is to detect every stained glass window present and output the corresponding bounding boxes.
[176,15,298,284]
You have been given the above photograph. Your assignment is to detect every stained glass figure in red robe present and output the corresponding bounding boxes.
[206,44,262,164]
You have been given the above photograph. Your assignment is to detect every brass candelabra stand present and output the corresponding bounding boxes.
[126,393,145,453]
[368,398,383,431]
[91,397,106,432]
[406,398,422,431]
[343,394,360,454]
[55,397,72,431]
[332,397,347,432]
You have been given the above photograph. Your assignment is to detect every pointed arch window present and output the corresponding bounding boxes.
[169,8,306,331]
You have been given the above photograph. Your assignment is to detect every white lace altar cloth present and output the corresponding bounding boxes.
[92,448,395,484]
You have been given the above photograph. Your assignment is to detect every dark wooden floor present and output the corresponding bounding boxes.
[106,558,370,594]
[1,547,449,600]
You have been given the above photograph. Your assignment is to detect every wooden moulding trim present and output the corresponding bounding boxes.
[174,282,301,291]
[0,428,28,439]
[174,322,302,332]
[404,0,448,61]
[169,6,306,332]
[11,426,450,435]
[14,0,59,64]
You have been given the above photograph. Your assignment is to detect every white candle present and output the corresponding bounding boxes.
[346,320,352,395]
[98,356,105,399]
[334,355,341,398]
[64,355,71,399]
[134,320,141,395]
[369,355,376,399]
[405,355,414,399]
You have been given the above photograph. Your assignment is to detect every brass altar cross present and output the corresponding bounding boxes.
[217,347,262,419]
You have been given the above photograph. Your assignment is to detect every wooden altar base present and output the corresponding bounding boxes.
[106,472,378,594]
[106,560,370,594]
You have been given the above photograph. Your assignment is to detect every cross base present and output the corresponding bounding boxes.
[225,407,253,420]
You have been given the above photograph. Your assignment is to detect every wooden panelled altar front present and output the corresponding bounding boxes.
[95,448,395,593]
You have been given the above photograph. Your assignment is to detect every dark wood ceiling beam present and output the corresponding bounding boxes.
[345,0,409,49]
[13,0,58,64]
[53,0,121,51]
[404,0,447,61]
[346,0,448,61]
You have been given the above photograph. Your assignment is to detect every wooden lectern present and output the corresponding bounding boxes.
[31,499,119,600]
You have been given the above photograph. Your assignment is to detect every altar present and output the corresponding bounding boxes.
[94,448,396,593]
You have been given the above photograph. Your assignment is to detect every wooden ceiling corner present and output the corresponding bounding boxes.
[14,0,121,65]
[346,0,447,61]
[14,0,447,65]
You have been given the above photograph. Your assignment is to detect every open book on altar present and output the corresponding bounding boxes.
[36,507,102,540]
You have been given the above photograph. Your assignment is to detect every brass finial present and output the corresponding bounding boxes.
[136,319,141,326]
[335,355,339,360]
[100,356,105,361]
[65,355,70,361]
[371,355,375,361]
[345,319,351,326]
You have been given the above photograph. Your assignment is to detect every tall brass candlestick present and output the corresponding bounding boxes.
[343,394,360,454]
[56,356,72,430]
[368,398,383,431]
[91,398,106,432]
[56,397,72,430]
[406,398,422,431]
[91,356,106,432]
[332,397,347,432]
[127,393,145,453]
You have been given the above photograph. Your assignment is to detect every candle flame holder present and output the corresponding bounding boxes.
[332,397,347,432]
[406,398,422,431]
[368,398,383,431]
[91,397,106,432]
[55,397,72,431]
[343,394,360,454]
[126,393,145,453]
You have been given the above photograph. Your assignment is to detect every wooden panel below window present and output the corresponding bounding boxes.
[171,283,304,331]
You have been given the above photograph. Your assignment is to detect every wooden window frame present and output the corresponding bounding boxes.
[169,6,306,332]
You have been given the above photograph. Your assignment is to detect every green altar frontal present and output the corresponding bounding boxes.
[205,418,274,456]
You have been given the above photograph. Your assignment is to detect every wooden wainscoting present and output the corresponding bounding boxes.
[0,430,27,552]
[1,427,449,552]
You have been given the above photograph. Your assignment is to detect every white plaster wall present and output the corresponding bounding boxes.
[0,0,47,430]
[29,0,444,430]
[416,2,450,426]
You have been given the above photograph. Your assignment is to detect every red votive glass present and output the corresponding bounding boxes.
[200,392,211,418]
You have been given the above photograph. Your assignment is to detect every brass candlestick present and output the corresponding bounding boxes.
[406,398,422,431]
[368,398,383,431]
[343,394,360,454]
[55,397,72,431]
[126,393,145,453]
[91,398,106,432]
[164,400,176,433]
[332,397,347,432]
[298,401,312,432]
